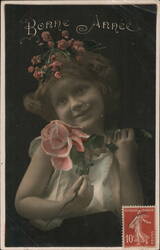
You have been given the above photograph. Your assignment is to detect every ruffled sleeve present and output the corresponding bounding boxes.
[28,137,64,231]
[28,136,41,158]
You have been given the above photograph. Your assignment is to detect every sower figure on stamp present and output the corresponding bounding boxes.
[129,210,151,245]
[15,30,145,245]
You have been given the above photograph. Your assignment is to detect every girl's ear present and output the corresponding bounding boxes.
[23,93,42,115]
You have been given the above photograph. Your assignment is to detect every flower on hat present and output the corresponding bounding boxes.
[27,30,88,82]
[41,31,53,42]
[62,30,70,39]
[50,54,56,62]
[54,71,62,79]
[33,70,44,80]
[31,55,41,65]
[41,120,90,171]
[48,41,54,48]
[57,39,70,50]
[28,66,35,73]
[49,61,62,72]
[68,38,75,47]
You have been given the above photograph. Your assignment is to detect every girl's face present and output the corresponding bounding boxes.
[50,77,105,134]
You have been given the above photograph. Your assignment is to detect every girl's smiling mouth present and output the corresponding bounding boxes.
[74,106,90,120]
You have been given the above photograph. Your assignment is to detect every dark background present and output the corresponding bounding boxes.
[5,4,156,247]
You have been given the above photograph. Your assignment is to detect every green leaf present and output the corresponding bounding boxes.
[85,135,104,149]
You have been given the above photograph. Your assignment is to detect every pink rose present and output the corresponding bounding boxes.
[54,71,62,79]
[61,30,70,39]
[68,39,75,47]
[50,54,56,62]
[49,61,62,72]
[31,55,41,65]
[41,31,53,42]
[33,70,44,80]
[57,39,69,50]
[28,66,35,73]
[41,120,90,171]
[72,40,84,51]
[48,41,54,48]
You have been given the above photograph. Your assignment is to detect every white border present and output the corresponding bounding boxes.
[1,1,159,250]
[0,0,160,5]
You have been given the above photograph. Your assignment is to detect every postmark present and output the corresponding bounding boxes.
[123,206,155,248]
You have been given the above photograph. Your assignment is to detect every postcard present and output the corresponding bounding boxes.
[1,1,159,249]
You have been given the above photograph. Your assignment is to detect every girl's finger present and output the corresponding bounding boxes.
[71,176,84,193]
[77,178,87,196]
[128,128,135,139]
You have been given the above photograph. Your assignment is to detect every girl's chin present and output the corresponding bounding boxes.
[63,118,104,135]
[77,119,104,135]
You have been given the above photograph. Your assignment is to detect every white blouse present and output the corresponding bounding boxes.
[28,137,119,231]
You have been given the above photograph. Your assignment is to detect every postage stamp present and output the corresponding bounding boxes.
[123,206,155,248]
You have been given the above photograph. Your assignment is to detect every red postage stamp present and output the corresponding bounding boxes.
[123,206,155,248]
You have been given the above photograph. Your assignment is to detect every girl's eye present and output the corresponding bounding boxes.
[76,87,85,95]
[56,97,67,106]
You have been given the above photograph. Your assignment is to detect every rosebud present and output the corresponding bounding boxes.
[41,31,53,42]
[28,66,34,73]
[33,71,44,80]
[48,41,54,48]
[68,39,74,47]
[62,30,70,39]
[50,54,56,62]
[31,55,41,65]
[49,61,62,72]
[54,71,62,79]
[57,39,69,50]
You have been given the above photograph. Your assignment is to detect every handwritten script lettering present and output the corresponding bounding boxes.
[24,18,70,36]
[23,15,140,37]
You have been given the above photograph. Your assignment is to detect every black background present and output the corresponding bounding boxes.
[5,4,156,247]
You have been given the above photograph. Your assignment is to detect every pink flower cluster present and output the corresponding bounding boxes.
[27,30,86,82]
[49,61,62,79]
[31,55,41,65]
[41,120,90,171]
[57,37,85,54]
[41,31,53,42]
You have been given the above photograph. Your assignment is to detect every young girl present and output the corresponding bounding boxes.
[15,31,143,246]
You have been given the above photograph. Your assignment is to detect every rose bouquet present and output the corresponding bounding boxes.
[41,120,152,175]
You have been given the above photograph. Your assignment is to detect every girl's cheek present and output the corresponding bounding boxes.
[56,106,69,120]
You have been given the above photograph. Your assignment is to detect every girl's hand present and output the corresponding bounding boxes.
[63,175,93,215]
[76,175,94,208]
[113,128,138,168]
[63,176,84,204]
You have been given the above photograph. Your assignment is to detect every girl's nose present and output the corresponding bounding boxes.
[69,97,83,113]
